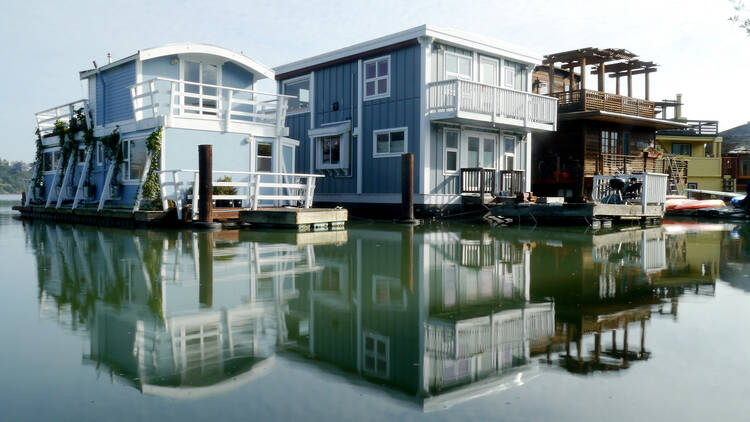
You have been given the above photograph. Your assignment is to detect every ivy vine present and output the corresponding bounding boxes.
[138,127,163,210]
[33,128,44,187]
[99,126,122,190]
[53,120,76,188]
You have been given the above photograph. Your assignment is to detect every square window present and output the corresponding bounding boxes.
[364,56,390,100]
[373,128,408,157]
[283,77,311,114]
[443,130,459,174]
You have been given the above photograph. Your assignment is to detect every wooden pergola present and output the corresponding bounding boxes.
[543,48,657,99]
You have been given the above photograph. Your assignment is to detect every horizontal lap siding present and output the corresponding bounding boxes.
[362,45,421,194]
[96,61,136,126]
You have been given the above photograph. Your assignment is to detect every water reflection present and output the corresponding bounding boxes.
[25,220,740,410]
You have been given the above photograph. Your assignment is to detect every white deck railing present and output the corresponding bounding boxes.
[427,79,557,128]
[35,99,89,136]
[130,78,291,129]
[159,169,323,220]
[592,172,668,213]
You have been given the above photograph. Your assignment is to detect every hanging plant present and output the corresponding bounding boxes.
[53,120,76,188]
[100,126,122,190]
[138,127,163,210]
[33,128,44,187]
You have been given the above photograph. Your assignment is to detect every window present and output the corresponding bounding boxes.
[671,143,692,156]
[372,276,406,309]
[284,76,310,114]
[364,56,390,100]
[43,150,61,172]
[122,139,147,181]
[601,130,620,154]
[256,142,272,172]
[311,122,351,171]
[503,65,516,88]
[503,135,516,170]
[96,142,103,166]
[182,60,219,115]
[320,135,341,166]
[446,51,472,80]
[479,56,498,85]
[363,331,389,378]
[538,81,549,95]
[740,159,750,177]
[443,263,457,307]
[373,128,407,157]
[76,148,86,165]
[444,129,459,174]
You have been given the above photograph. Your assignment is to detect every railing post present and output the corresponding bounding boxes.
[225,89,233,132]
[149,80,157,118]
[400,153,414,221]
[478,167,485,203]
[198,145,213,223]
[492,88,497,124]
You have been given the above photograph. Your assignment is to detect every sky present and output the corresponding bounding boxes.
[1,0,748,162]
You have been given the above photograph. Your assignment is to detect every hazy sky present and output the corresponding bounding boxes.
[1,0,748,162]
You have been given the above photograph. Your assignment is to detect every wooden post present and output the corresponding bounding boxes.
[198,231,213,307]
[478,167,486,203]
[198,145,213,223]
[597,63,605,92]
[627,67,633,97]
[547,64,555,94]
[579,57,586,91]
[644,70,650,100]
[401,153,415,221]
[615,76,620,95]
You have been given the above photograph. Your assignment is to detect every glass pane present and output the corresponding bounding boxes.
[504,137,514,155]
[481,60,497,85]
[44,152,53,171]
[285,79,310,112]
[377,59,388,77]
[365,337,374,351]
[365,356,374,371]
[483,138,494,168]
[257,143,272,157]
[377,78,387,94]
[377,359,387,375]
[366,81,375,97]
[446,54,457,74]
[202,64,218,96]
[446,131,458,149]
[184,61,200,94]
[322,138,331,164]
[447,151,457,171]
[506,155,514,170]
[468,137,479,167]
[366,62,376,79]
[129,140,147,180]
[376,134,389,153]
[459,57,471,77]
[377,340,386,355]
[257,157,272,172]
[504,67,515,88]
[330,138,340,164]
[390,131,404,152]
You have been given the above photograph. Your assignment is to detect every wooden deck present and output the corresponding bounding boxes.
[239,208,348,231]
[491,202,664,225]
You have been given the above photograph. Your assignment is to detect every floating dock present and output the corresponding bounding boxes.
[491,202,664,225]
[239,208,347,231]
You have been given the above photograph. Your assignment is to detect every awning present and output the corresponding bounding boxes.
[308,121,351,138]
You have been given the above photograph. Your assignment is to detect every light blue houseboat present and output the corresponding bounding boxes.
[275,25,558,217]
[27,43,318,217]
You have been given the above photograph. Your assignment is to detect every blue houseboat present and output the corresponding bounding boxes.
[26,43,318,218]
[275,25,558,217]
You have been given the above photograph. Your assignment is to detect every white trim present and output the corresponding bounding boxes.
[372,127,408,158]
[273,25,542,75]
[309,71,315,173]
[363,55,391,101]
[315,133,349,170]
[81,43,275,80]
[419,36,432,196]
[525,133,532,192]
[283,74,311,115]
[362,330,390,379]
[308,121,350,138]
[356,60,363,194]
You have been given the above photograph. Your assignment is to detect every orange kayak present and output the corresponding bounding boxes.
[671,199,725,210]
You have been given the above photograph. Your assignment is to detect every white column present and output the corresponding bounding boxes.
[309,72,316,174]
[356,60,363,194]
[418,36,434,197]
[525,132,532,192]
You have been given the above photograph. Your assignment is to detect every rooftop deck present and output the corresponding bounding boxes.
[427,79,557,132]
[549,89,655,118]
[656,119,719,136]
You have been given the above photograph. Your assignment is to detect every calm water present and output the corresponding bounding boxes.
[2,197,750,421]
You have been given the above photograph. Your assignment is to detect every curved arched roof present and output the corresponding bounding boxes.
[80,42,274,80]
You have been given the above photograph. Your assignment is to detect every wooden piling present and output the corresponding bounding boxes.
[401,153,414,221]
[198,145,213,223]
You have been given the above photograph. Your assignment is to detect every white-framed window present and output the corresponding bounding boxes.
[256,142,273,172]
[479,56,498,85]
[121,138,148,181]
[96,142,104,166]
[373,127,407,158]
[503,65,516,89]
[372,275,407,309]
[283,75,311,114]
[364,55,390,100]
[502,135,516,170]
[363,330,389,379]
[316,134,348,170]
[446,51,472,80]
[538,81,549,95]
[43,149,61,173]
[443,129,459,174]
[181,59,220,116]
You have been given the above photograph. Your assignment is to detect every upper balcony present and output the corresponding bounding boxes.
[130,77,292,138]
[35,99,89,138]
[656,119,719,136]
[549,89,655,119]
[426,79,558,132]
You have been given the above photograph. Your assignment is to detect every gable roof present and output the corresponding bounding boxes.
[273,25,543,80]
[79,42,275,80]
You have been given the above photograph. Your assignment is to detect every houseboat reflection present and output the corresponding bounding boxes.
[25,221,733,408]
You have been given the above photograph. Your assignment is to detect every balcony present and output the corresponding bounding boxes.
[657,119,719,136]
[35,99,89,137]
[549,89,655,119]
[130,78,291,137]
[426,79,557,132]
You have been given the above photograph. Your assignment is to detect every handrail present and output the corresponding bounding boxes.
[35,99,89,136]
[130,77,295,99]
[158,169,324,178]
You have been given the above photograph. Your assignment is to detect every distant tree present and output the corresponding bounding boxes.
[730,0,750,35]
[0,158,33,194]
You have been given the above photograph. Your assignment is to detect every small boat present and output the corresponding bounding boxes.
[670,199,725,210]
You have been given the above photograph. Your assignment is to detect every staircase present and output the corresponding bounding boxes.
[664,156,688,195]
